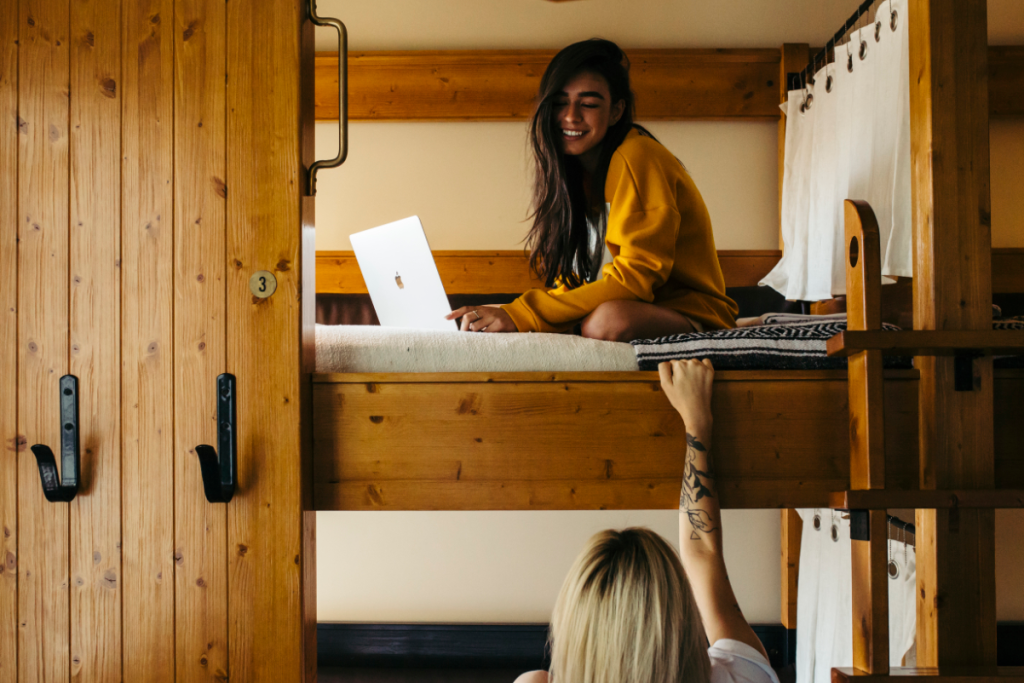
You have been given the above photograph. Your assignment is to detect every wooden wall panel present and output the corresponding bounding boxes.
[174,0,229,678]
[17,0,71,680]
[316,49,781,122]
[121,0,176,679]
[69,0,122,679]
[0,0,17,679]
[314,47,1023,122]
[315,249,781,295]
[226,0,309,679]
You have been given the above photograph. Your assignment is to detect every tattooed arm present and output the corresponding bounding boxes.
[659,360,769,660]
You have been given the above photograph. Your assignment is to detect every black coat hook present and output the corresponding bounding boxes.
[195,373,237,503]
[31,374,80,503]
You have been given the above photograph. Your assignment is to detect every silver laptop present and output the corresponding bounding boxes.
[350,216,457,331]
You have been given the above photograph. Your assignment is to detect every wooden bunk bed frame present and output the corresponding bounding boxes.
[310,1,1024,679]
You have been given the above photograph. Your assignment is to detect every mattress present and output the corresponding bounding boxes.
[315,324,638,373]
[316,315,1023,374]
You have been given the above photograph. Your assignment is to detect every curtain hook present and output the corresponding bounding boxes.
[846,38,854,73]
[825,40,835,92]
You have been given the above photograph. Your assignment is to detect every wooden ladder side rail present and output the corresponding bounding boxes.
[844,200,891,675]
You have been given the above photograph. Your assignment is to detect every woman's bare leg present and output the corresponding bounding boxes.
[579,300,696,342]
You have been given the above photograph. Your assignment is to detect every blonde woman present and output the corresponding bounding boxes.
[516,359,779,683]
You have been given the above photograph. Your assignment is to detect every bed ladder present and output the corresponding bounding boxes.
[828,198,1024,682]
[816,2,1024,680]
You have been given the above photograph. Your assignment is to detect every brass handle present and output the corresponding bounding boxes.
[308,0,347,196]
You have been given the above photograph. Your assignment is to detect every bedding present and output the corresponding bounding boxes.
[315,315,1023,374]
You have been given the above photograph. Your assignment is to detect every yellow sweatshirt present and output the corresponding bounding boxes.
[503,129,738,334]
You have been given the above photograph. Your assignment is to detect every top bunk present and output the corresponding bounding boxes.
[309,247,1024,512]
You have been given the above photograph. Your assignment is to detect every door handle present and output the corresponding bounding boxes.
[307,0,348,196]
[31,375,80,503]
[195,373,237,503]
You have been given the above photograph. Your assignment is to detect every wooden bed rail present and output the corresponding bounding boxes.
[314,47,1024,121]
[316,248,1024,296]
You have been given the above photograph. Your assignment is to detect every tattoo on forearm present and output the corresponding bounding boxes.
[680,433,718,539]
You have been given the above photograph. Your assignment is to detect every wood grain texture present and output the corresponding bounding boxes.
[315,250,783,295]
[121,0,175,679]
[988,47,1024,117]
[174,0,229,678]
[226,0,308,678]
[312,370,1024,511]
[68,0,122,678]
[316,49,781,122]
[780,509,802,629]
[0,0,17,678]
[17,0,71,680]
[909,0,997,667]
[313,47,1021,122]
[852,512,890,674]
[845,201,885,491]
[827,330,1024,357]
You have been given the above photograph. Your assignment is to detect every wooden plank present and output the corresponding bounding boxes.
[779,44,809,247]
[312,369,885,384]
[844,201,889,674]
[827,330,1024,357]
[831,667,1024,683]
[0,0,17,677]
[311,371,1024,511]
[68,0,122,679]
[121,0,175,679]
[316,249,1024,296]
[831,489,1024,510]
[909,0,997,668]
[313,47,1022,122]
[174,0,229,678]
[226,0,309,678]
[780,509,802,628]
[315,249,784,295]
[988,47,1024,117]
[18,0,71,680]
[316,49,781,122]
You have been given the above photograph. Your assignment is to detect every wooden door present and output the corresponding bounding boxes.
[1,0,316,680]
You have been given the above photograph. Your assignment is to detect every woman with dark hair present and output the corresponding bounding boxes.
[448,39,738,340]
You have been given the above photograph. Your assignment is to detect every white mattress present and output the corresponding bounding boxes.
[315,324,638,373]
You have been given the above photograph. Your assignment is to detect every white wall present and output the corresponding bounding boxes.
[312,0,1024,626]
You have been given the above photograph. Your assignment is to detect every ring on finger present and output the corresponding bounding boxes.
[471,309,482,321]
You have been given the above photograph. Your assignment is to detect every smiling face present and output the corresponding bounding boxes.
[552,71,626,171]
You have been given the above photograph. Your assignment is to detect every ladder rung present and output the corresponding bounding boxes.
[830,490,1024,510]
[832,667,1024,683]
[826,330,1024,357]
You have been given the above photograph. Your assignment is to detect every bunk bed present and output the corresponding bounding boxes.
[308,1,1024,679]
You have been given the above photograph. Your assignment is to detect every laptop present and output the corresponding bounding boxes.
[349,216,458,331]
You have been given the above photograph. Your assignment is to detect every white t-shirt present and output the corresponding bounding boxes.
[709,639,780,683]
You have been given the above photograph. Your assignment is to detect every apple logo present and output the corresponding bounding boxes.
[395,272,404,289]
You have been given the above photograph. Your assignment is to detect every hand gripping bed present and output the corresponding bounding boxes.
[311,247,1024,512]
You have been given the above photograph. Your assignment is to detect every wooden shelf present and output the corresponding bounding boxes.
[826,330,1024,358]
[830,490,1024,510]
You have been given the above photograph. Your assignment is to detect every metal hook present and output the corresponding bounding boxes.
[31,375,80,503]
[195,373,237,503]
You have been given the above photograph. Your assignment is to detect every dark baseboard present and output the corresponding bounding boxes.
[317,623,792,670]
[319,621,1024,670]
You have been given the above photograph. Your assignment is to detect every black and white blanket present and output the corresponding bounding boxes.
[632,313,1024,372]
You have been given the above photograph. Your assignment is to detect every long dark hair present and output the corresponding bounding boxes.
[526,39,650,289]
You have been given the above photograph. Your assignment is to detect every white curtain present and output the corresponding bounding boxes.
[795,509,918,683]
[761,0,912,301]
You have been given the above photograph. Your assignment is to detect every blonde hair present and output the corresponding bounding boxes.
[548,528,711,683]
